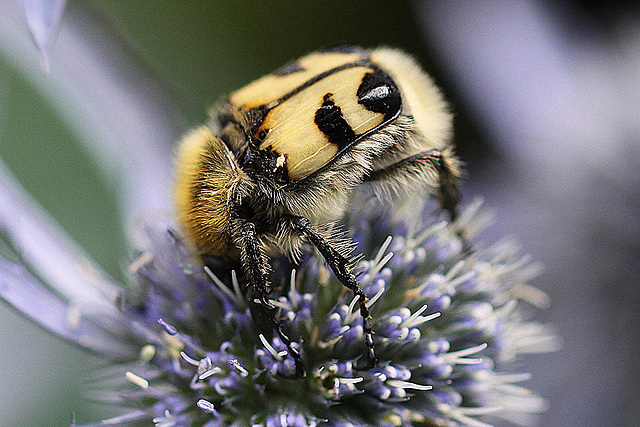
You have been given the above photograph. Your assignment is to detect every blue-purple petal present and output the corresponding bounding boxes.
[0,256,139,358]
[0,161,124,310]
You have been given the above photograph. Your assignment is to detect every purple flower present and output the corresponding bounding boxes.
[0,160,558,425]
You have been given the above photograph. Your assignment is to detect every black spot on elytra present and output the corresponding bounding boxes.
[357,69,401,120]
[314,93,357,150]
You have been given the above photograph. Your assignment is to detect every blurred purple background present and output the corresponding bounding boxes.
[417,2,640,426]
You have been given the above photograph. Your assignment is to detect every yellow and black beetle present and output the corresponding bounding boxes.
[175,45,461,377]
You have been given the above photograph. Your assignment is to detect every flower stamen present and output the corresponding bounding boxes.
[385,379,432,391]
[259,334,288,361]
[228,358,249,377]
[365,286,385,309]
[400,304,441,328]
[204,266,245,307]
[125,371,149,389]
[197,399,217,414]
[443,343,488,365]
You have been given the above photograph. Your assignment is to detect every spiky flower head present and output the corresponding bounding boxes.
[76,198,557,427]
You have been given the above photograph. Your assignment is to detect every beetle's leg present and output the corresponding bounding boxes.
[239,221,305,378]
[365,149,472,252]
[365,149,460,221]
[286,215,378,371]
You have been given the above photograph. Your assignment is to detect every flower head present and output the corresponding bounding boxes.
[0,138,558,426]
[41,197,552,427]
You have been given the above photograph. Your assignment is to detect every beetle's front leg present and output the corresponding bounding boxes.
[286,215,378,370]
[239,221,306,378]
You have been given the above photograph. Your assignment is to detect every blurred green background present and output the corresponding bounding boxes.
[0,1,479,425]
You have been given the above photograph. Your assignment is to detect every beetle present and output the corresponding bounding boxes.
[174,45,461,377]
